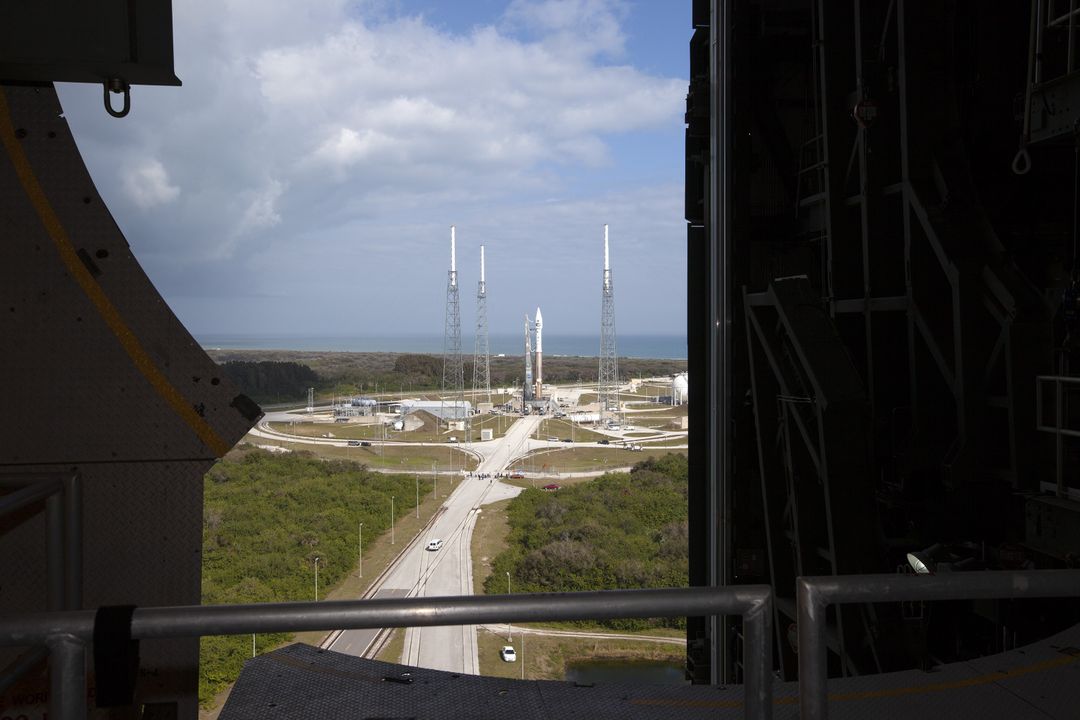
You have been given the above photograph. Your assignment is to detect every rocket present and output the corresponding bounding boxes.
[534,307,543,400]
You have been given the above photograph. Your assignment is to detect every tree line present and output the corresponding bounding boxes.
[483,454,689,630]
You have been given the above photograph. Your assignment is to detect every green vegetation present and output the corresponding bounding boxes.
[472,498,514,594]
[252,435,477,471]
[219,360,319,403]
[206,348,685,400]
[200,449,425,706]
[484,455,689,630]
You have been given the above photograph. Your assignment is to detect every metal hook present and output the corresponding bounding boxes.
[1011,144,1031,175]
[103,79,130,119]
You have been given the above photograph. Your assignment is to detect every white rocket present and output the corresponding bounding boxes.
[534,306,543,399]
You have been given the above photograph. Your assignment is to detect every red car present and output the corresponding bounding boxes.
[508,472,525,479]
[542,483,560,491]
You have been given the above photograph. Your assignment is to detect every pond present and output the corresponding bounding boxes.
[564,659,687,685]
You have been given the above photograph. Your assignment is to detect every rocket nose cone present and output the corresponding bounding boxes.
[535,307,543,323]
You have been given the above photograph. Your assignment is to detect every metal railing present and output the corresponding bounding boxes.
[0,585,773,720]
[0,472,82,696]
[7,569,1080,720]
[797,569,1080,720]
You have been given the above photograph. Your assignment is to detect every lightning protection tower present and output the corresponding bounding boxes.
[442,226,465,431]
[598,224,619,418]
[472,245,492,405]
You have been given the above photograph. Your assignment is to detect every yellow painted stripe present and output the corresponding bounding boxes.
[0,87,231,457]
[629,652,1080,710]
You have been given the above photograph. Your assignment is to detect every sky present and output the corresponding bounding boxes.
[56,0,690,339]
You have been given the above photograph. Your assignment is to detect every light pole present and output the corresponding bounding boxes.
[391,496,395,544]
[506,571,512,641]
[415,474,419,518]
[314,556,320,602]
[358,522,363,577]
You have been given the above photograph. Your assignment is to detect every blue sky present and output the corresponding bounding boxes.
[57,0,690,340]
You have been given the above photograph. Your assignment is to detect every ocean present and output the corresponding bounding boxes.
[196,333,687,360]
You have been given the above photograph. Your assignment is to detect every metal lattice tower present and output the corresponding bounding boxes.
[472,245,491,404]
[442,226,465,429]
[523,314,533,402]
[598,224,619,418]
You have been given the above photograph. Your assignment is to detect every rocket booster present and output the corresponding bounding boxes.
[534,307,543,352]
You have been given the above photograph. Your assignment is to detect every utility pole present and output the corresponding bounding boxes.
[358,522,363,577]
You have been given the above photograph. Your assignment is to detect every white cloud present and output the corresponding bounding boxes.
[503,0,628,58]
[57,0,686,335]
[237,178,285,235]
[122,159,180,209]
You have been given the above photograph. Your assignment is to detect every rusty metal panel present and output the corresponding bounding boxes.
[0,84,256,465]
[0,83,259,717]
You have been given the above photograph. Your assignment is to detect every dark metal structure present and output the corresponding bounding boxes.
[688,0,1080,687]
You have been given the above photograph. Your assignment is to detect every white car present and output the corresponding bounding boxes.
[426,539,443,551]
[500,645,517,662]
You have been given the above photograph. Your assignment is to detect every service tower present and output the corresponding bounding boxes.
[523,314,534,403]
[598,224,618,418]
[534,306,543,400]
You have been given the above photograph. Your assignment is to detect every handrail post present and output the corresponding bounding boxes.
[741,589,773,720]
[797,577,829,720]
[47,633,86,720]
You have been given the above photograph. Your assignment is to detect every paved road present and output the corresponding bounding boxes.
[324,414,541,674]
[394,414,541,673]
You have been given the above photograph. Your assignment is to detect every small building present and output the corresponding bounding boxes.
[480,428,494,441]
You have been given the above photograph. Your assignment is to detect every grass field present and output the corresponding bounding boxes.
[535,418,607,443]
[375,628,405,663]
[470,413,516,439]
[513,447,663,473]
[476,626,683,680]
[471,498,513,594]
[639,439,690,448]
[248,435,478,471]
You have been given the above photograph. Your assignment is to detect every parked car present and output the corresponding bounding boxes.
[500,646,517,662]
[508,472,525,479]
[542,484,560,491]
[447,437,458,443]
[426,539,444,551]
[561,438,573,443]
[360,441,372,447]
[347,440,361,446]
[598,439,610,445]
